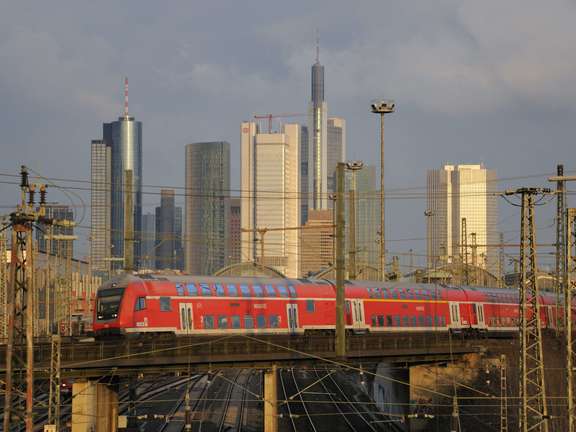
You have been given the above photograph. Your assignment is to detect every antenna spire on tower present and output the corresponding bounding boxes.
[315,29,320,63]
[124,76,129,117]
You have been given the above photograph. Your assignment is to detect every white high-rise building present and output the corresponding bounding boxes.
[241,122,300,277]
[90,140,111,277]
[427,164,498,274]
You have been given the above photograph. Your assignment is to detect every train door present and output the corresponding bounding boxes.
[346,299,365,329]
[286,304,299,334]
[474,303,486,329]
[449,302,462,329]
[179,303,194,334]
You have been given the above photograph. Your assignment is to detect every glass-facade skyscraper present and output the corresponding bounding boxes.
[185,142,230,275]
[103,116,143,270]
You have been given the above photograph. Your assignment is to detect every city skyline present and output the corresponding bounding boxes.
[1,1,573,270]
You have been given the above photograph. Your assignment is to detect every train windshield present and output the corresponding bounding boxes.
[96,287,125,320]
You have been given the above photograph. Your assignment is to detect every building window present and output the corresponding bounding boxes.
[186,284,197,296]
[135,297,146,311]
[203,315,214,329]
[215,283,225,296]
[176,284,184,296]
[231,315,241,329]
[218,315,228,329]
[160,297,171,312]
[306,300,315,313]
[245,316,254,329]
[253,285,264,297]
[256,315,266,328]
[200,283,211,296]
[228,284,238,297]
[265,285,276,297]
[269,315,280,328]
[240,284,251,297]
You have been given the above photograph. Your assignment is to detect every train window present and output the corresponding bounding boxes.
[265,285,276,297]
[269,315,280,328]
[412,316,417,326]
[426,316,432,326]
[200,283,212,296]
[186,284,197,296]
[253,285,264,297]
[227,284,238,297]
[382,289,388,299]
[392,290,398,300]
[218,315,228,329]
[371,288,378,298]
[277,286,288,297]
[306,300,315,313]
[203,315,214,329]
[215,284,225,297]
[240,284,251,297]
[418,316,425,326]
[160,297,171,312]
[371,315,377,326]
[288,286,297,297]
[367,288,374,298]
[378,315,385,327]
[135,297,146,311]
[399,290,406,300]
[245,316,254,329]
[387,316,393,326]
[394,316,400,327]
[441,316,446,326]
[403,316,410,327]
[176,284,185,296]
[231,315,241,329]
[256,315,266,328]
[406,290,413,300]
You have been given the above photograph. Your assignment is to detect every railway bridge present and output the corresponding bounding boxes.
[0,332,494,431]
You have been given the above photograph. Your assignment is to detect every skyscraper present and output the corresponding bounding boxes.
[90,139,111,277]
[228,198,241,265]
[327,117,346,196]
[140,213,156,269]
[185,142,230,275]
[308,47,328,210]
[174,206,184,270]
[355,166,380,271]
[90,78,143,273]
[37,204,75,258]
[241,122,300,277]
[300,209,333,276]
[300,125,309,225]
[427,164,498,273]
[155,189,176,270]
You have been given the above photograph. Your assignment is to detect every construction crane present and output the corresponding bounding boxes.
[253,113,305,133]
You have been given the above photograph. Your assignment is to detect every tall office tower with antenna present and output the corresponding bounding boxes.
[308,41,329,211]
[90,77,143,274]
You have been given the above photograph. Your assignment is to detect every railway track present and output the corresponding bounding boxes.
[278,368,318,432]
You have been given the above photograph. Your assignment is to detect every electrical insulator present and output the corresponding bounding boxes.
[28,184,36,206]
[39,185,47,206]
[20,165,29,189]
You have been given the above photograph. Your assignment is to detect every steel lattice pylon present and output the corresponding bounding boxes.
[518,189,549,432]
[3,224,35,431]
[501,354,509,432]
[47,334,61,430]
[565,208,576,431]
[0,230,7,339]
[556,165,567,330]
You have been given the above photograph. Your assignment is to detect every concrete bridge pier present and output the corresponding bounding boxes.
[71,379,118,432]
[264,365,278,432]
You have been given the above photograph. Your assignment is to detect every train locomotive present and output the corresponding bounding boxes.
[93,274,561,337]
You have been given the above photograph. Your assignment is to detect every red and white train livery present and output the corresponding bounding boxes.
[93,274,562,336]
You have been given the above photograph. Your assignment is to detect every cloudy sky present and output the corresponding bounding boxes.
[1,0,575,266]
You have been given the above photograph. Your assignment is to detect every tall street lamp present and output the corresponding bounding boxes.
[371,99,395,281]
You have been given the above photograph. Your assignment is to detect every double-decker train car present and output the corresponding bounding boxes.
[92,274,563,337]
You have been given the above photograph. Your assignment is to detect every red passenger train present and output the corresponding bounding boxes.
[92,274,562,337]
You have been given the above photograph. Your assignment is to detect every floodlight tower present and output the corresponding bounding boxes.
[371,99,395,280]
